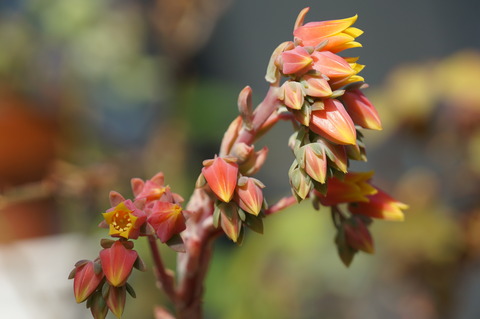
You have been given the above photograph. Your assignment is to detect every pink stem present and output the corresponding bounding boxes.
[147,235,177,303]
[234,85,282,146]
[265,195,298,216]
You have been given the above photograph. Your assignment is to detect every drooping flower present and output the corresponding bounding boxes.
[348,188,408,221]
[281,46,313,75]
[317,171,377,206]
[309,98,357,145]
[202,156,239,202]
[147,201,186,243]
[341,89,382,130]
[100,241,138,287]
[343,217,374,254]
[235,177,265,216]
[102,200,147,240]
[72,260,104,303]
[294,14,363,53]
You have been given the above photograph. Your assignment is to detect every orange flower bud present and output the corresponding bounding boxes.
[72,260,104,303]
[147,201,186,243]
[310,98,357,145]
[348,188,408,221]
[235,177,265,216]
[281,46,313,75]
[301,144,327,183]
[202,156,239,202]
[100,241,138,287]
[311,51,355,79]
[302,75,332,98]
[342,89,382,130]
[281,81,305,110]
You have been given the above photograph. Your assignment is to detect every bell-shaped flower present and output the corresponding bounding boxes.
[302,75,332,98]
[343,217,374,254]
[72,260,104,303]
[147,201,186,243]
[348,188,408,221]
[216,202,242,242]
[102,200,147,240]
[317,171,377,206]
[281,81,305,110]
[341,89,382,130]
[293,15,362,53]
[202,156,239,202]
[311,51,355,79]
[100,241,138,287]
[105,285,127,318]
[281,46,313,75]
[235,177,265,216]
[309,98,357,145]
[317,138,348,173]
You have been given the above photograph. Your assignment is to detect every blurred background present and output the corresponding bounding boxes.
[0,0,479,318]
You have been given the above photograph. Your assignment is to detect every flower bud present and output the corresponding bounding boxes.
[343,217,374,254]
[288,161,313,201]
[105,285,127,318]
[281,81,305,110]
[202,156,239,202]
[310,98,357,145]
[341,89,382,130]
[72,260,104,303]
[302,75,332,98]
[100,241,138,287]
[281,46,313,75]
[302,144,327,183]
[235,177,265,216]
[311,51,355,79]
[89,291,108,319]
[238,86,253,129]
[147,201,186,243]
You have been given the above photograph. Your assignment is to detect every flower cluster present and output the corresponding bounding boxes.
[263,8,407,264]
[69,173,187,318]
[312,172,409,265]
[197,156,266,243]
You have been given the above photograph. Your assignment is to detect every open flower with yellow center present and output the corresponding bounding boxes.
[103,199,147,239]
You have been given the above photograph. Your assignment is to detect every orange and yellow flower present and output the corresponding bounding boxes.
[202,156,239,202]
[317,171,377,206]
[348,188,408,221]
[294,13,363,53]
[147,201,186,243]
[102,200,147,239]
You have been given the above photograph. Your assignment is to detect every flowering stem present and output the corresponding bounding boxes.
[234,85,282,146]
[147,235,177,303]
[265,195,298,216]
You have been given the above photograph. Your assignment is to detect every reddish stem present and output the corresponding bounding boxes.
[265,195,298,216]
[148,235,177,303]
